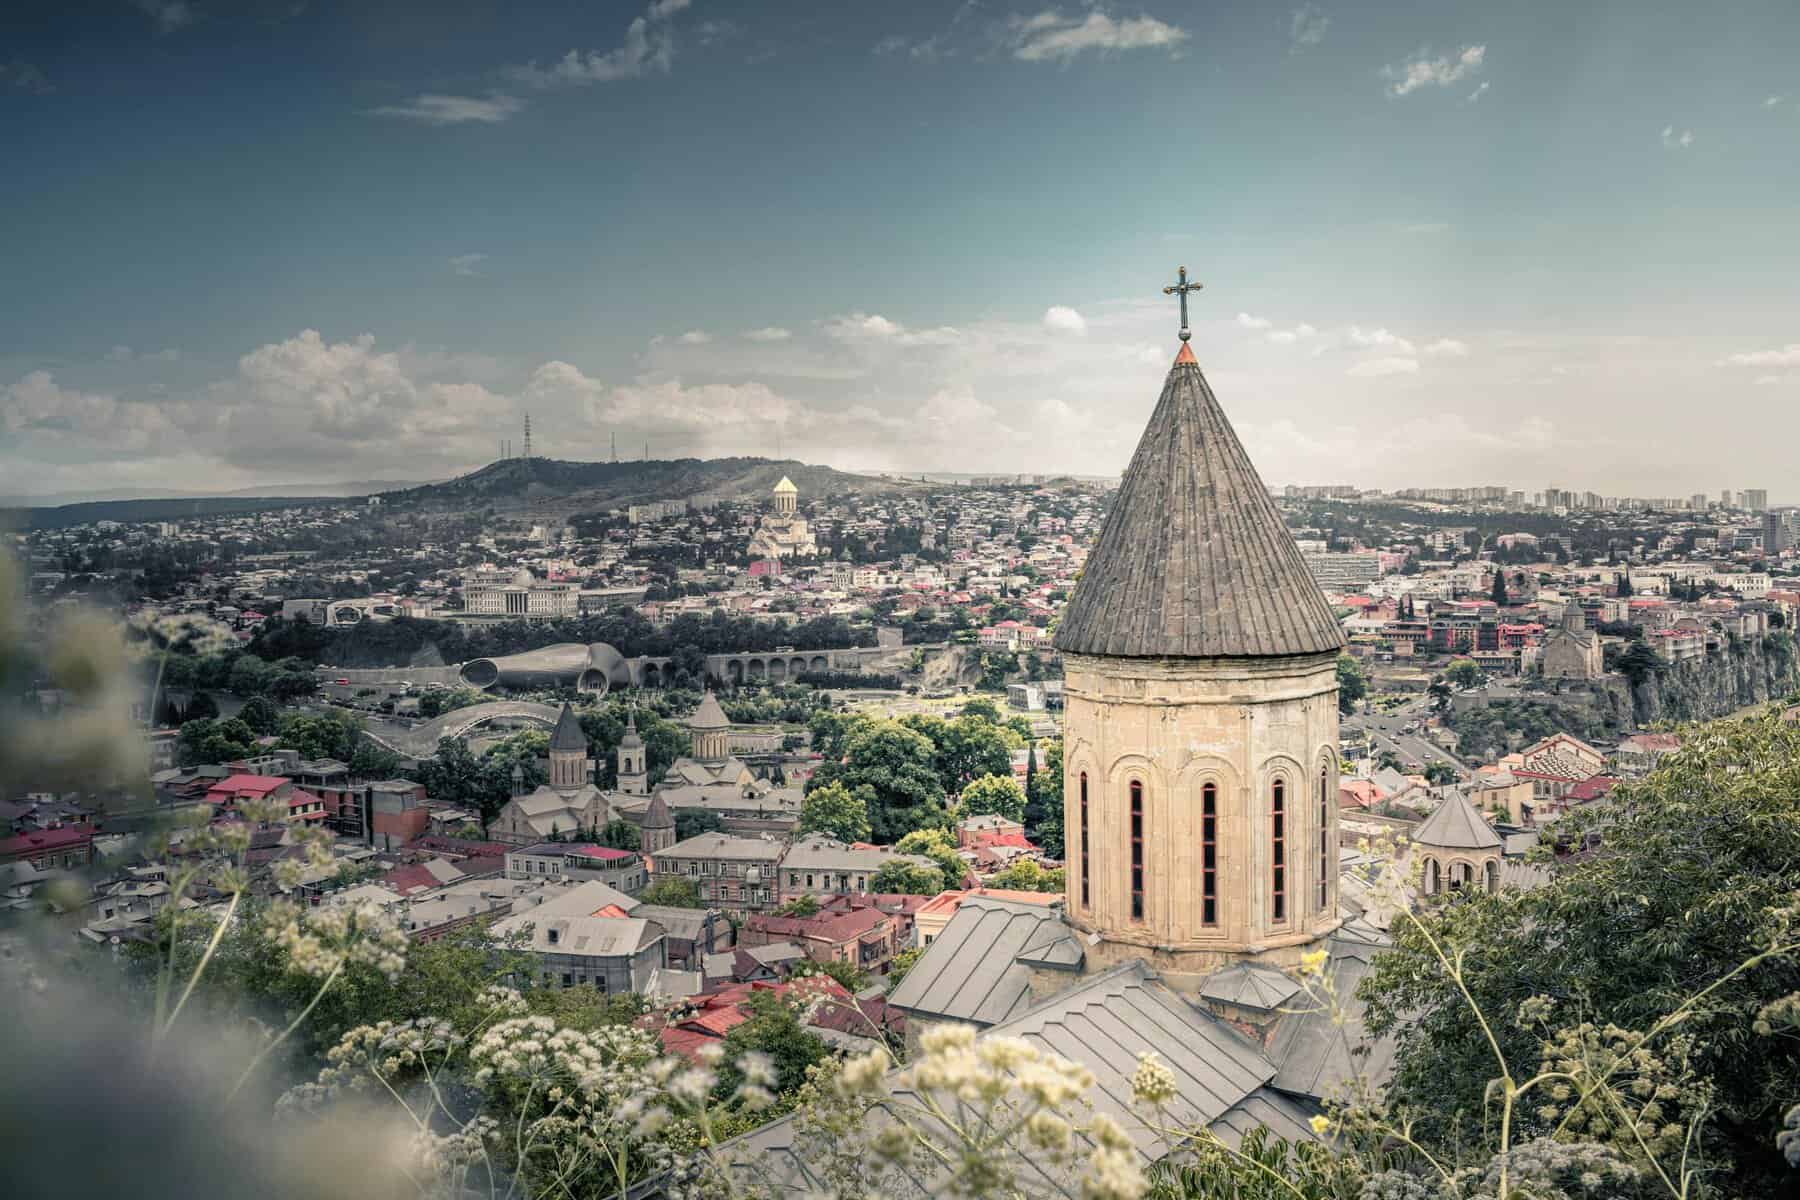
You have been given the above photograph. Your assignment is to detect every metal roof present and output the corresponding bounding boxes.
[885,896,1081,1026]
[1053,347,1345,660]
[548,702,587,753]
[1197,962,1303,1012]
[1412,788,1502,851]
[689,690,730,730]
[723,960,1319,1196]
[1267,937,1397,1103]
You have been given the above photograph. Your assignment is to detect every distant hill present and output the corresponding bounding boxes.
[7,495,337,531]
[0,479,432,508]
[378,456,919,516]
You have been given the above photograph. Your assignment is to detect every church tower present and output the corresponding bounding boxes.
[640,791,675,856]
[547,702,591,792]
[1053,290,1346,979]
[773,476,798,516]
[689,690,731,764]
[617,708,649,796]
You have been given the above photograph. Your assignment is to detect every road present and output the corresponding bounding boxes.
[1342,694,1472,774]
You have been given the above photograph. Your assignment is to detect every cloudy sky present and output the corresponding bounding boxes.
[4,1,1798,501]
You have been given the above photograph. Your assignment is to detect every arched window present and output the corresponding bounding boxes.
[1129,779,1145,921]
[1425,858,1440,894]
[1317,762,1330,911]
[1484,859,1500,894]
[1078,772,1090,909]
[1201,782,1218,927]
[1271,778,1287,922]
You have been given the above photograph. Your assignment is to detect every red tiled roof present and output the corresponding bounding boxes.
[0,824,95,857]
[206,774,287,798]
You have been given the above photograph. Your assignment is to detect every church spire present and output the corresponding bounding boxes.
[1053,332,1344,660]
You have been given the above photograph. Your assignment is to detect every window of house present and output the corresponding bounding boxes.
[1272,778,1287,922]
[1201,782,1218,926]
[1079,771,1089,908]
[1129,779,1144,920]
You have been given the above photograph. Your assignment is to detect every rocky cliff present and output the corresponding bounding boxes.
[1616,632,1799,726]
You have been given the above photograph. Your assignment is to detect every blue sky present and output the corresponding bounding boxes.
[3,1,1798,499]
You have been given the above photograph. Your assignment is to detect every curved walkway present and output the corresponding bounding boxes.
[363,700,564,757]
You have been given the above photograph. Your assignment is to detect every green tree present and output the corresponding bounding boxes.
[181,690,220,722]
[596,818,641,851]
[808,719,947,843]
[870,859,946,896]
[1422,761,1458,786]
[960,697,1002,724]
[958,773,1026,822]
[887,945,923,985]
[176,716,257,766]
[985,858,1064,893]
[798,780,872,843]
[237,694,283,735]
[1615,639,1667,687]
[1427,678,1453,712]
[1443,659,1484,690]
[1027,738,1065,856]
[1336,654,1368,715]
[349,740,402,780]
[788,957,869,992]
[639,876,703,908]
[1363,709,1800,1194]
[775,894,820,918]
[894,827,966,886]
[715,990,830,1098]
[674,808,723,842]
[807,708,854,762]
[1490,570,1509,606]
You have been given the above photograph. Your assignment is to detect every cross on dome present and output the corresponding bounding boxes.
[1162,265,1203,342]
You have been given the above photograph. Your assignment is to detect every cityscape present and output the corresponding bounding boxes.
[4,3,1800,1200]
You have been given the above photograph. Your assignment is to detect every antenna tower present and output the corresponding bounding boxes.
[522,414,533,460]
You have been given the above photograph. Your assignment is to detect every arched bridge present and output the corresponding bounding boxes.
[363,700,565,758]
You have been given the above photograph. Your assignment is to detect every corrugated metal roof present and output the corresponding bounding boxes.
[1197,962,1303,1012]
[886,897,1080,1026]
[1267,937,1397,1103]
[1413,788,1502,850]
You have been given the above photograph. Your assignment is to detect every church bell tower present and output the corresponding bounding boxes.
[1052,269,1346,978]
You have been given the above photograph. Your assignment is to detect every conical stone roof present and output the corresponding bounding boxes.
[1053,343,1345,660]
[642,791,673,830]
[690,690,729,730]
[1413,789,1501,851]
[549,702,587,753]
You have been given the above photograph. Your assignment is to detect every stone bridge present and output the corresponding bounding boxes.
[363,700,565,758]
[701,643,929,686]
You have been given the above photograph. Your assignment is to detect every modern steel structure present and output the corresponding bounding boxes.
[458,642,631,695]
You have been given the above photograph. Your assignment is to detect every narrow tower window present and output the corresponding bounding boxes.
[1318,763,1330,911]
[1129,779,1145,920]
[1272,778,1287,922]
[1201,782,1218,927]
[1078,772,1090,908]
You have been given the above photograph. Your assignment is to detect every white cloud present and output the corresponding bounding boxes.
[824,312,961,347]
[1346,356,1420,378]
[1265,322,1317,345]
[1289,6,1328,50]
[1008,10,1189,62]
[1042,306,1088,335]
[1423,338,1470,358]
[1765,95,1785,108]
[2,370,172,448]
[508,1,689,88]
[1383,45,1486,97]
[1235,312,1274,331]
[449,253,487,277]
[1401,221,1451,234]
[743,327,792,342]
[130,1,195,35]
[1346,326,1417,356]
[676,330,712,345]
[1467,81,1489,103]
[1720,344,1800,367]
[1661,125,1694,149]
[370,94,524,125]
[1755,375,1783,386]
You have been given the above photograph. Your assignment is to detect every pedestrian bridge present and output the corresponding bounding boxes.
[363,700,565,758]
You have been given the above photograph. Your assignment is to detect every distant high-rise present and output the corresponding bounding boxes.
[1745,488,1768,512]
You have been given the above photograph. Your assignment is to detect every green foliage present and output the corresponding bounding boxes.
[1028,738,1065,857]
[798,779,872,843]
[887,945,924,986]
[275,707,365,762]
[807,718,948,843]
[639,876,704,908]
[715,989,830,1098]
[596,818,641,851]
[788,956,869,992]
[1422,761,1458,786]
[1363,709,1800,1194]
[894,827,967,887]
[870,859,946,896]
[674,808,724,842]
[1443,659,1484,690]
[237,694,283,735]
[776,894,820,918]
[958,772,1026,822]
[176,716,258,766]
[522,985,653,1032]
[984,858,1064,893]
[1615,639,1668,687]
[1337,654,1369,715]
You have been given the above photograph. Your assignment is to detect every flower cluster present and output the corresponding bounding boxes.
[264,898,410,982]
[1527,1021,1708,1162]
